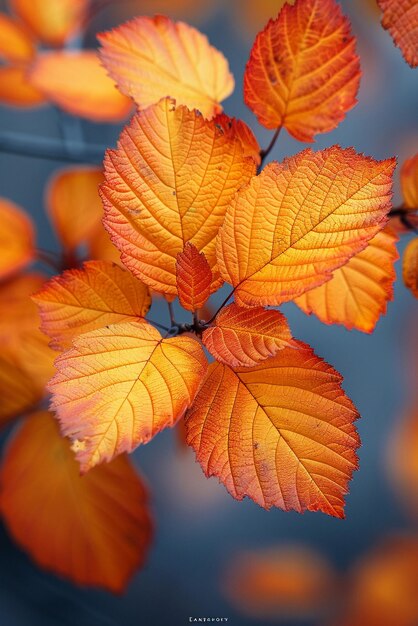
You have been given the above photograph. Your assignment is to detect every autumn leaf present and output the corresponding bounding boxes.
[401,153,418,209]
[243,0,361,141]
[176,243,212,312]
[185,342,359,518]
[34,260,151,350]
[9,0,88,47]
[98,15,234,119]
[295,229,399,333]
[202,303,292,367]
[213,114,261,165]
[101,98,256,296]
[49,322,208,472]
[29,51,132,122]
[217,146,395,307]
[0,352,44,427]
[87,225,121,264]
[46,166,104,253]
[403,238,418,298]
[0,13,35,63]
[388,409,418,517]
[0,198,35,280]
[0,411,153,592]
[377,0,418,67]
[0,65,45,107]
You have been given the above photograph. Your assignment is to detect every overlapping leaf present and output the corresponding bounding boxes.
[295,229,399,332]
[0,65,45,107]
[29,51,132,122]
[0,13,35,63]
[243,0,361,141]
[403,238,418,298]
[217,147,395,307]
[98,15,234,118]
[0,411,153,592]
[176,243,212,312]
[0,198,35,280]
[202,303,292,366]
[34,261,151,350]
[101,98,256,296]
[377,0,418,67]
[213,114,261,165]
[401,153,418,209]
[49,322,208,472]
[186,342,359,518]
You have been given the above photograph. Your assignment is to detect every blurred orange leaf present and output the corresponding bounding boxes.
[295,229,399,332]
[9,0,88,47]
[403,238,418,298]
[0,13,34,63]
[0,352,44,427]
[101,98,255,296]
[243,0,360,141]
[377,0,418,67]
[176,243,212,312]
[0,411,153,592]
[98,15,234,119]
[87,225,121,264]
[29,51,132,122]
[401,153,418,209]
[0,198,35,280]
[34,260,151,350]
[49,322,208,472]
[186,342,359,517]
[213,114,261,165]
[202,303,292,367]
[0,65,45,107]
[217,147,395,307]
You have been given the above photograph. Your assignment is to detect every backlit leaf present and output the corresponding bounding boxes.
[49,322,208,472]
[0,411,153,592]
[0,13,35,63]
[33,261,151,350]
[0,65,45,107]
[217,146,395,307]
[401,153,418,209]
[202,303,292,367]
[186,342,359,518]
[176,243,212,312]
[29,51,132,122]
[0,352,43,427]
[101,98,256,296]
[46,166,104,253]
[403,238,418,298]
[213,114,261,165]
[9,0,88,47]
[243,0,361,141]
[295,229,399,332]
[0,198,35,280]
[377,0,418,67]
[98,15,234,119]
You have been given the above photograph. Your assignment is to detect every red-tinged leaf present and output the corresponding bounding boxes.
[403,238,418,298]
[186,342,359,518]
[244,0,361,141]
[213,114,261,165]
[0,65,46,107]
[0,198,35,280]
[295,229,399,333]
[49,322,208,472]
[98,15,234,119]
[0,411,153,592]
[377,0,418,67]
[0,13,35,63]
[28,51,132,122]
[401,153,418,209]
[33,261,151,350]
[202,303,292,367]
[176,243,212,312]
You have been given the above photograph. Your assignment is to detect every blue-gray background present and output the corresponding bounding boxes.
[0,1,417,624]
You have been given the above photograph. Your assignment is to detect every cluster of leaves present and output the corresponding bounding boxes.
[0,0,417,594]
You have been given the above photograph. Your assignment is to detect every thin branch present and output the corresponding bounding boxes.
[0,132,106,164]
[35,249,62,273]
[258,126,282,173]
[389,205,418,234]
[167,300,176,327]
[206,289,235,325]
[148,319,170,333]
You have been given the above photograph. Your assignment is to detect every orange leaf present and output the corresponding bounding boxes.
[176,243,212,312]
[185,342,359,518]
[243,0,361,141]
[388,410,418,517]
[33,260,151,351]
[98,15,234,119]
[0,411,152,592]
[9,0,88,47]
[217,147,395,307]
[87,225,121,264]
[0,65,45,107]
[0,13,35,63]
[213,114,261,165]
[0,352,43,427]
[49,322,208,472]
[101,98,256,296]
[377,0,418,67]
[401,153,418,209]
[0,198,35,280]
[403,238,418,298]
[202,303,292,367]
[295,229,399,332]
[28,51,132,122]
[46,166,104,253]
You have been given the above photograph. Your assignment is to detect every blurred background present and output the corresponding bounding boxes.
[0,0,417,625]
